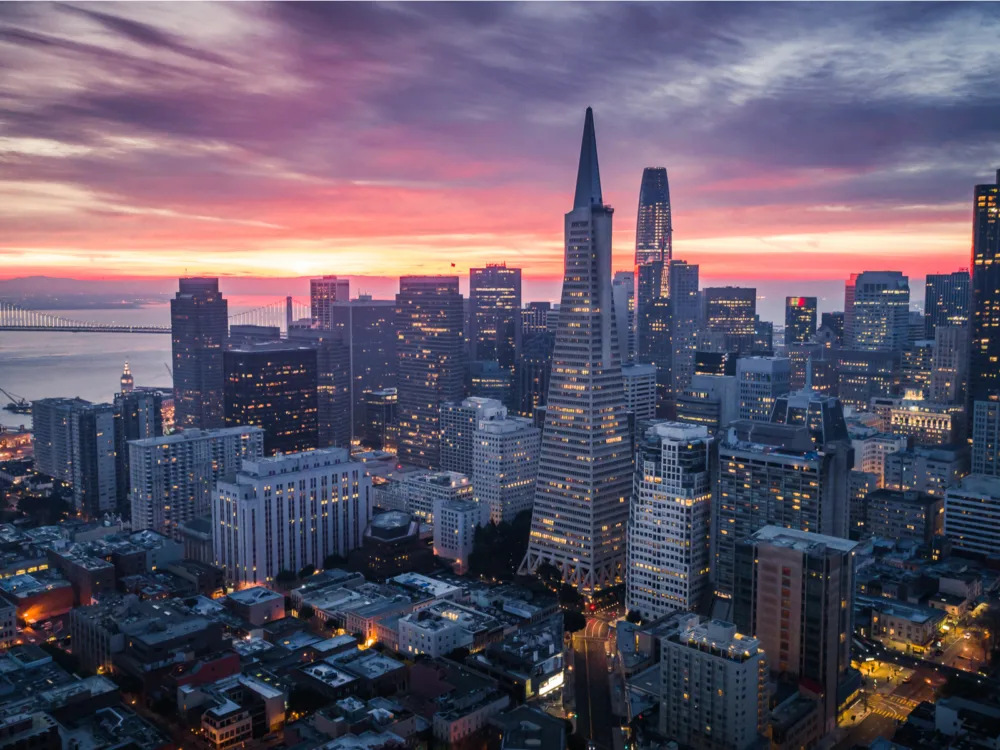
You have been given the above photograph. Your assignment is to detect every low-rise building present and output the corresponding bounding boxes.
[398,601,502,658]
[224,587,286,626]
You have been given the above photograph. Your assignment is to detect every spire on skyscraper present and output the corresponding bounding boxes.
[573,107,603,210]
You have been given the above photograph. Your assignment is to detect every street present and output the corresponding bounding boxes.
[573,617,614,750]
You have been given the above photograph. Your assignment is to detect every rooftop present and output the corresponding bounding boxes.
[227,586,284,605]
[390,573,461,600]
[130,425,264,447]
[302,662,357,689]
[750,525,858,555]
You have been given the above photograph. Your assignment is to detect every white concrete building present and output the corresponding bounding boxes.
[440,398,507,476]
[130,426,264,539]
[626,422,713,621]
[398,601,498,658]
[433,499,482,573]
[736,357,790,422]
[660,619,768,750]
[944,474,1000,557]
[401,471,473,525]
[621,364,657,422]
[473,415,541,524]
[214,448,372,586]
[849,427,909,486]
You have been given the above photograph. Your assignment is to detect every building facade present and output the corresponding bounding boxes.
[621,364,657,422]
[736,356,791,422]
[972,397,1000,476]
[171,277,228,430]
[970,172,1000,407]
[440,398,507,477]
[703,287,757,355]
[785,297,818,347]
[944,474,1000,557]
[612,270,637,365]
[925,271,969,339]
[469,264,522,374]
[473,415,541,524]
[634,167,672,266]
[311,276,350,329]
[849,271,910,351]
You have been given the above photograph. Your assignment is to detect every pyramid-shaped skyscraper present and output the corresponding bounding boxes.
[519,108,633,592]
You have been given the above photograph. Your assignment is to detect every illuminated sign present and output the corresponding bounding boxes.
[538,671,565,696]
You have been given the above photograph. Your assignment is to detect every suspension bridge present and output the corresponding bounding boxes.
[0,297,312,334]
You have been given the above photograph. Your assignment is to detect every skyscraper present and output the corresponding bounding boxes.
[843,273,859,347]
[395,276,466,469]
[114,390,163,512]
[626,422,713,620]
[287,325,352,448]
[70,403,117,518]
[849,271,910,351]
[520,109,633,592]
[473,413,542,524]
[821,311,845,346]
[469,264,522,373]
[736,356,790,422]
[703,286,757,354]
[440,397,507,477]
[612,270,637,364]
[785,297,818,346]
[634,167,672,266]
[970,170,1000,407]
[223,343,319,456]
[925,270,970,339]
[310,275,350,329]
[171,278,228,430]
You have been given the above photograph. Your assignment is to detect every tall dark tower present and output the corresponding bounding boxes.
[970,170,1000,406]
[634,167,672,266]
[469,264,522,373]
[520,108,633,593]
[171,278,228,430]
[925,271,970,339]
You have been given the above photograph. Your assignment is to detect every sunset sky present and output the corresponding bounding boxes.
[1,2,998,286]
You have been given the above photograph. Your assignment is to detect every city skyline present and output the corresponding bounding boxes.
[2,3,999,282]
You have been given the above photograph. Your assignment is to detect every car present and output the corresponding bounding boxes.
[964,632,972,639]
[903,676,913,684]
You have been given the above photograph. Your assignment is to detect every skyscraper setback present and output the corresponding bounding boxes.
[520,109,633,592]
[171,277,228,430]
[634,167,672,265]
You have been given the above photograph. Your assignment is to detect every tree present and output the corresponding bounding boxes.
[568,734,588,750]
[323,553,347,569]
[626,610,642,625]
[299,604,315,620]
[288,684,329,715]
[275,569,296,585]
[564,610,587,633]
[447,646,471,663]
[536,562,562,591]
[467,510,533,582]
[298,564,316,579]
[559,583,584,610]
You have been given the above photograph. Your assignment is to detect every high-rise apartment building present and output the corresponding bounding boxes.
[171,277,228,430]
[395,277,465,469]
[130,426,264,538]
[714,421,852,597]
[849,271,910,351]
[360,388,398,452]
[520,109,633,592]
[214,448,371,586]
[736,356,790,422]
[612,270,637,365]
[440,397,507,477]
[703,287,757,355]
[621,364,657,422]
[114,390,163,512]
[71,403,117,518]
[634,167,672,266]
[469,264,522,373]
[660,618,768,750]
[944,474,1000,557]
[925,271,970,339]
[972,396,1000,476]
[224,343,319,456]
[626,422,713,620]
[473,414,541,524]
[733,527,857,735]
[32,397,90,483]
[970,171,1000,407]
[310,275,350,329]
[785,297,818,347]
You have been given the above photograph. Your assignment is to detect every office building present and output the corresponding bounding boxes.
[171,277,228,430]
[821,312,845,346]
[473,414,541,524]
[753,316,774,355]
[733,527,857,735]
[469,264,522,373]
[736,356,790,422]
[396,277,466,468]
[224,343,319,455]
[214,448,372,587]
[520,109,633,592]
[880,390,964,447]
[901,340,934,395]
[931,325,969,404]
[287,324,352,448]
[327,297,397,437]
[440,397,507,477]
[634,167,672,266]
[469,360,514,407]
[621,363,657,422]
[71,403,117,518]
[612,270,637,364]
[675,374,739,434]
[660,618,768,750]
[908,311,925,347]
[361,388,398,452]
[32,397,90,483]
[770,387,850,448]
[714,421,852,597]
[864,489,943,545]
[848,427,908,486]
[401,471,474,525]
[944,474,1000,557]
[785,297,818,347]
[311,276,350,329]
[849,271,910,351]
[516,331,555,418]
[626,422,713,620]
[970,172,1000,407]
[522,302,551,338]
[114,390,163,512]
[972,397,1000,476]
[836,349,901,412]
[694,351,738,377]
[884,444,969,497]
[703,287,757,355]
[432,499,482,573]
[130,426,264,538]
[925,271,970,339]
[843,273,859,346]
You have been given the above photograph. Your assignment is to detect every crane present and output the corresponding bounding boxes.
[0,388,31,415]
